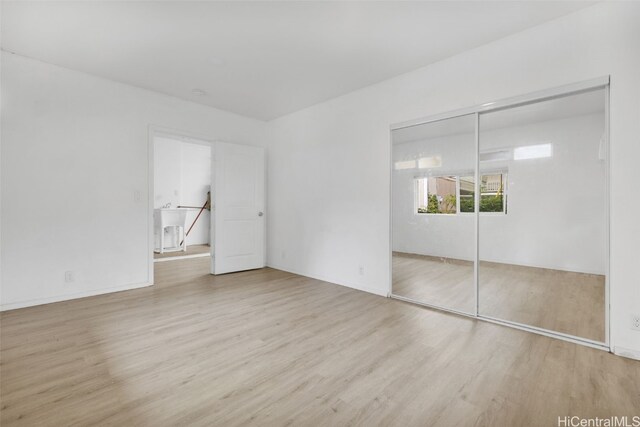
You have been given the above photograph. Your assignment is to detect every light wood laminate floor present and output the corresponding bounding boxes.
[1,258,637,426]
[393,252,606,342]
[154,244,210,260]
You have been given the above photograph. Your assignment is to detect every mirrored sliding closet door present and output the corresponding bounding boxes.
[391,114,476,314]
[477,87,608,343]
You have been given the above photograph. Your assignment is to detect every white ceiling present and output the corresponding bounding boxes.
[2,1,594,121]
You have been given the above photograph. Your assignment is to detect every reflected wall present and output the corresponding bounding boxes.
[478,88,607,342]
[392,114,476,314]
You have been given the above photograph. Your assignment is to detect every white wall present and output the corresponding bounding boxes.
[1,52,266,310]
[154,137,211,247]
[393,113,606,275]
[266,3,640,357]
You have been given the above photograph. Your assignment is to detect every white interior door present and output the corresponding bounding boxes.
[211,142,265,274]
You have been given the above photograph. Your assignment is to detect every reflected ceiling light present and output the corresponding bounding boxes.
[418,155,442,169]
[394,160,416,170]
[192,88,207,96]
[513,143,553,160]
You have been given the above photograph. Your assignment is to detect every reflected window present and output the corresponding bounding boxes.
[394,160,416,170]
[480,174,507,213]
[459,176,475,212]
[513,143,552,160]
[418,173,507,215]
[418,155,442,169]
[459,174,507,213]
[416,176,457,214]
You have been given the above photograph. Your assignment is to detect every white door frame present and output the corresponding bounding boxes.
[388,76,611,352]
[147,125,217,286]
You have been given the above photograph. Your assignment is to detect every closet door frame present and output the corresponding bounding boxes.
[388,76,610,352]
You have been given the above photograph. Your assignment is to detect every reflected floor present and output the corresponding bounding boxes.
[392,252,605,342]
[392,252,475,314]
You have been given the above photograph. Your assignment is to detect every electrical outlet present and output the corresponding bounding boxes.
[632,315,640,331]
[281,250,286,260]
[133,190,141,203]
[358,266,364,276]
[64,271,75,283]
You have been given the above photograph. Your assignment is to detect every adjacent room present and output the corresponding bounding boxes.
[153,135,212,261]
[1,1,639,426]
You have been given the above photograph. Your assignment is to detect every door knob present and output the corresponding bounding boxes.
[258,211,264,217]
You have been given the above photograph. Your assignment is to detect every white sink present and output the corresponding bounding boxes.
[154,208,187,226]
[154,209,188,253]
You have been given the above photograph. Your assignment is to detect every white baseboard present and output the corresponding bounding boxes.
[613,346,640,361]
[394,251,605,276]
[0,281,153,312]
[267,263,389,298]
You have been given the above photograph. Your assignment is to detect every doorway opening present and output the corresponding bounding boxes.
[148,128,266,285]
[153,134,212,263]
